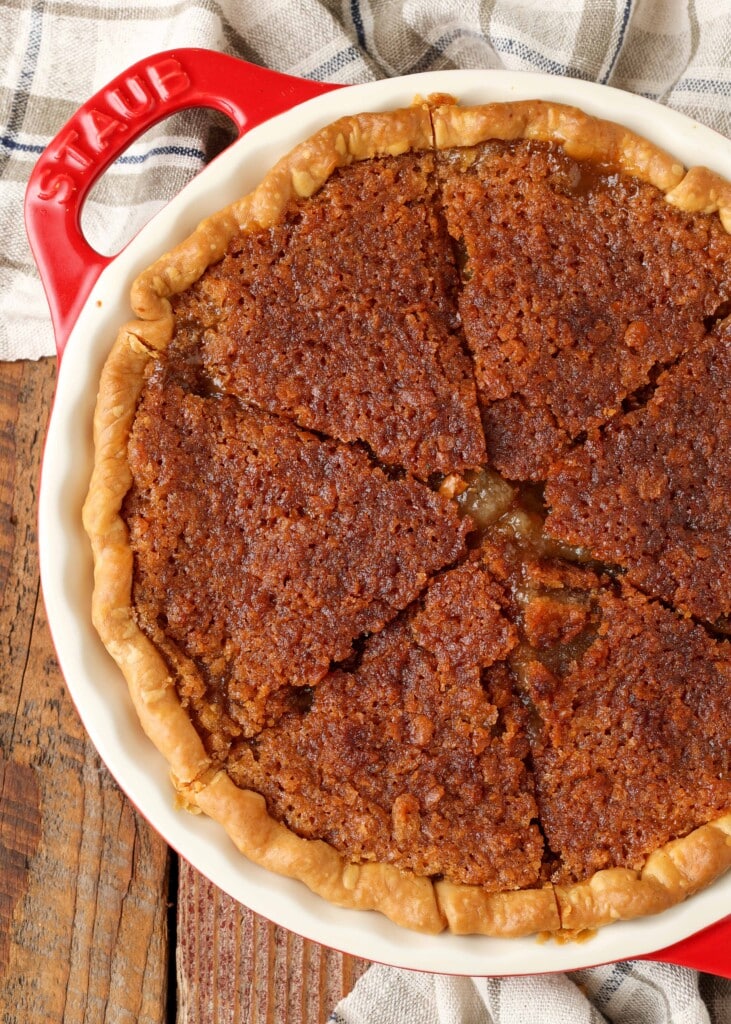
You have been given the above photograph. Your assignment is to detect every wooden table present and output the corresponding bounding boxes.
[0,358,369,1023]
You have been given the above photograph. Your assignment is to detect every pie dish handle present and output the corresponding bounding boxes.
[637,914,731,978]
[24,48,342,361]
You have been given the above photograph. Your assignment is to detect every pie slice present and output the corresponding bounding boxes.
[544,323,731,625]
[436,129,731,481]
[227,561,544,891]
[511,559,731,930]
[172,147,486,481]
[83,96,731,939]
[124,354,469,737]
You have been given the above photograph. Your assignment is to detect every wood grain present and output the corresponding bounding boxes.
[0,358,169,1024]
[176,858,369,1024]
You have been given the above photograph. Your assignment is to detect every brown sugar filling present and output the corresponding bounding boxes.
[544,323,731,626]
[172,151,486,482]
[227,561,546,891]
[438,139,731,481]
[124,356,470,739]
[124,141,731,896]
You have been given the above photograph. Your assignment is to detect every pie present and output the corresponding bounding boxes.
[83,96,731,939]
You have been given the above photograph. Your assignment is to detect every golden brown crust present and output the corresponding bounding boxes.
[181,773,560,937]
[189,770,447,934]
[436,880,561,937]
[84,97,731,939]
[666,164,731,232]
[431,99,686,191]
[82,331,212,787]
[555,813,731,932]
[432,98,731,235]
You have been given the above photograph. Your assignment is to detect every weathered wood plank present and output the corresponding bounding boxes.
[0,358,170,1024]
[176,858,370,1024]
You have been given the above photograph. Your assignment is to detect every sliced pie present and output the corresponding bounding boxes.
[84,97,731,938]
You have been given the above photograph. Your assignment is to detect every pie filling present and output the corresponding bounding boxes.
[124,138,731,900]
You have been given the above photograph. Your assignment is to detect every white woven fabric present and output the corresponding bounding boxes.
[331,960,731,1023]
[2,0,731,358]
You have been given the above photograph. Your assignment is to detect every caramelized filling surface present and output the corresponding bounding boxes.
[438,140,731,480]
[125,360,469,737]
[125,141,731,891]
[174,153,486,482]
[544,324,731,624]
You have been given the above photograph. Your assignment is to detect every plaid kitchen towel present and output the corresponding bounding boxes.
[2,0,731,359]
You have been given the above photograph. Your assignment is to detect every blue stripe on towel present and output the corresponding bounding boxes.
[349,0,367,49]
[601,0,634,83]
[0,134,45,154]
[673,76,731,95]
[116,144,206,165]
[304,45,362,80]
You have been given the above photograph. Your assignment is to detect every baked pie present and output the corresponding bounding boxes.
[83,97,731,938]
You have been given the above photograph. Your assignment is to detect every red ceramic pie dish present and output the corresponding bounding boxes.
[26,48,731,977]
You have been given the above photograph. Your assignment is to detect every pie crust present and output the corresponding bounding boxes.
[83,98,731,938]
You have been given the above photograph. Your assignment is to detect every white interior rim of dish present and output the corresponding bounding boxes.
[39,68,731,976]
